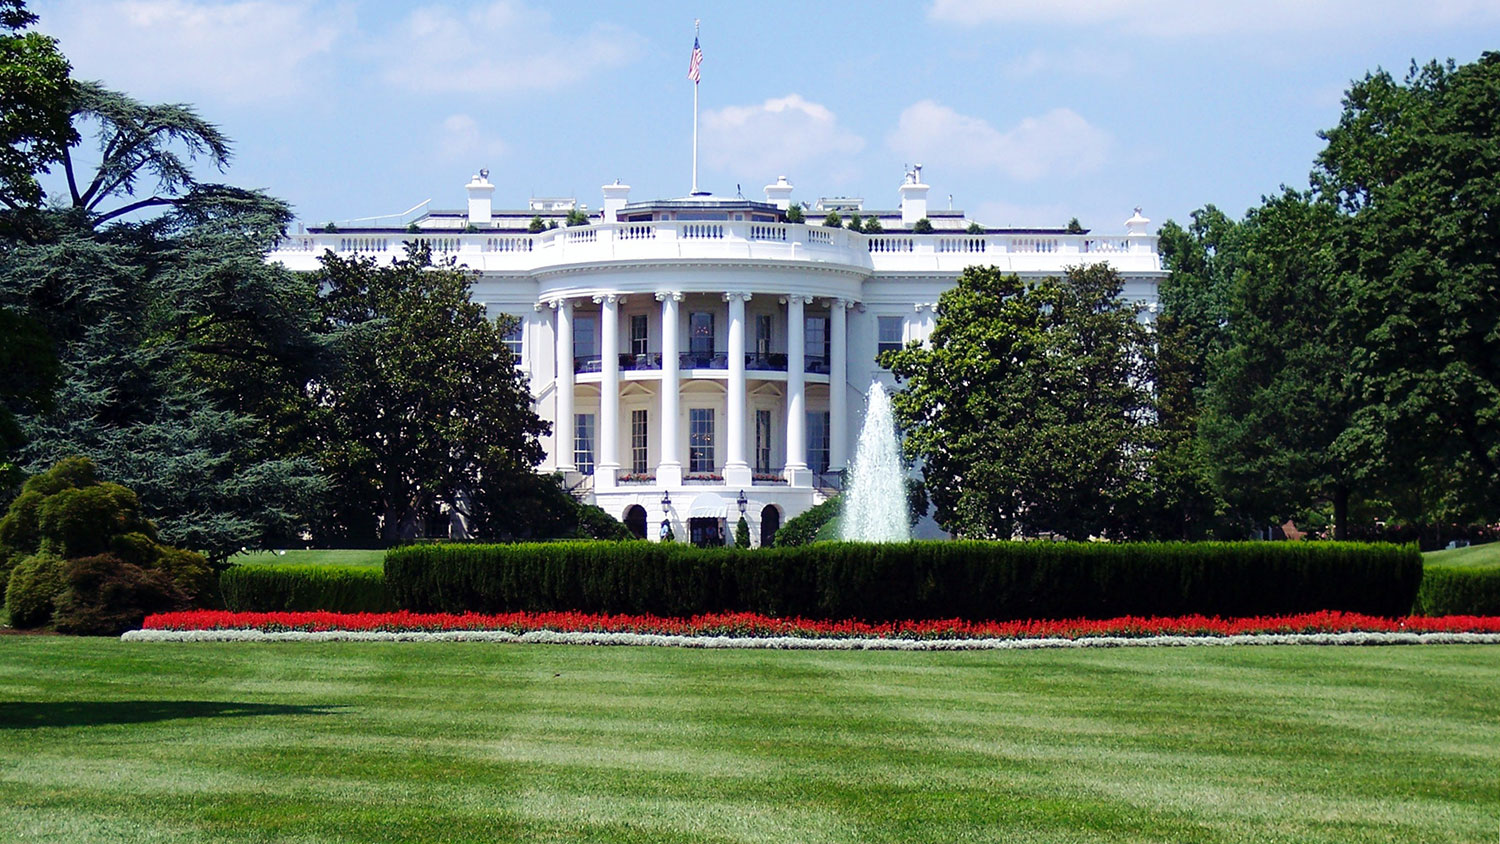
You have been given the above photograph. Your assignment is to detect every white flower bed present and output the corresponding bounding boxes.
[121,629,1500,650]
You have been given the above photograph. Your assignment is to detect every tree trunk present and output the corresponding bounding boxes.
[1333,483,1350,541]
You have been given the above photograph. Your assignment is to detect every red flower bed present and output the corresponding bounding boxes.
[142,609,1500,639]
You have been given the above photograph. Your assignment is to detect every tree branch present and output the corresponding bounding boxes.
[89,195,174,226]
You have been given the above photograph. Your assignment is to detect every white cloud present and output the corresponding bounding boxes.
[380,2,641,94]
[438,114,506,162]
[41,0,345,104]
[888,101,1110,182]
[929,0,1500,37]
[700,95,865,186]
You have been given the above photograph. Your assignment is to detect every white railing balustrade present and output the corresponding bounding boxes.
[271,220,1159,273]
[682,223,724,240]
[936,237,986,253]
[867,236,914,253]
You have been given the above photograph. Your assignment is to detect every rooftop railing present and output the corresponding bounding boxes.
[272,220,1160,274]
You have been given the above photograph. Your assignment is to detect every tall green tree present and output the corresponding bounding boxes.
[1196,190,1358,536]
[0,77,329,562]
[887,264,1154,540]
[1141,206,1240,539]
[308,245,548,543]
[1314,55,1500,526]
[0,0,74,210]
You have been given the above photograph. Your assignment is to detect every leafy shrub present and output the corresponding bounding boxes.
[53,554,188,636]
[774,496,840,546]
[0,457,213,629]
[911,218,934,234]
[575,503,634,541]
[1414,565,1500,616]
[5,553,64,628]
[823,211,842,228]
[386,541,1421,621]
[785,205,805,223]
[221,564,392,613]
[735,517,751,548]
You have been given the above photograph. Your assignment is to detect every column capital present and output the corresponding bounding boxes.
[721,291,752,302]
[655,290,684,302]
[591,293,624,305]
[781,295,813,306]
[548,297,574,311]
[913,301,939,312]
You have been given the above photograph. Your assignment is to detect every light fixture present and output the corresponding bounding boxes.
[661,490,671,508]
[737,489,747,515]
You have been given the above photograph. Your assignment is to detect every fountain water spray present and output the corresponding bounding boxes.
[840,381,911,542]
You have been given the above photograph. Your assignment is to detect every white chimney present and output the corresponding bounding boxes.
[899,164,929,225]
[763,175,794,210]
[1124,206,1151,235]
[466,169,494,225]
[601,181,631,223]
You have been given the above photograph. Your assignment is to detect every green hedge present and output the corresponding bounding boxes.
[221,564,392,613]
[386,541,1421,621]
[1414,566,1500,616]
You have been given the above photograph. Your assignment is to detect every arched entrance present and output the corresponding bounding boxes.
[623,505,647,539]
[759,504,781,547]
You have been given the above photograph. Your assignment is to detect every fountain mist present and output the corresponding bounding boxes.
[840,381,911,542]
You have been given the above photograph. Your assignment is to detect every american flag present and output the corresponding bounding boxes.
[687,36,702,84]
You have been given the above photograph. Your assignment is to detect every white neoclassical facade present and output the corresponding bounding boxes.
[270,169,1166,546]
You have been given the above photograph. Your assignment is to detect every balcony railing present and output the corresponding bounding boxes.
[746,353,787,371]
[680,352,728,370]
[573,354,601,373]
[621,353,661,371]
[804,354,830,374]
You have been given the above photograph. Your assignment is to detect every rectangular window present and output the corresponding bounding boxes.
[877,316,904,359]
[689,408,715,472]
[806,411,830,473]
[573,315,597,370]
[574,413,596,475]
[630,314,649,356]
[689,311,715,358]
[755,314,773,356]
[805,315,829,372]
[500,319,523,360]
[631,409,649,474]
[755,409,772,473]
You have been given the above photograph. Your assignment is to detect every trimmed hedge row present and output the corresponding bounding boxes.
[221,564,392,613]
[385,541,1422,621]
[1414,566,1500,616]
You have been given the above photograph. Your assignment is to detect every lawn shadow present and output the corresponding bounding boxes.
[0,700,346,730]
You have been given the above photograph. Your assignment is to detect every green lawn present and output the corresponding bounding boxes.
[229,548,386,568]
[1424,541,1500,569]
[2,640,1497,843]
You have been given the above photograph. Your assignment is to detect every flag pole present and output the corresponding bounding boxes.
[691,19,700,195]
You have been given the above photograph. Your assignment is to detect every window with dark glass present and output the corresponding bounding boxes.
[806,411,830,473]
[805,315,829,370]
[631,409,649,474]
[573,315,596,369]
[501,320,523,360]
[877,316,904,359]
[574,413,595,475]
[630,314,649,356]
[689,311,714,359]
[689,408,715,472]
[755,314,773,356]
[755,409,772,473]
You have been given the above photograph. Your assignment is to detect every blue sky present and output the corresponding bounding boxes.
[34,0,1500,233]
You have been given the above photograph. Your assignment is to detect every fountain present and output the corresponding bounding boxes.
[840,381,911,542]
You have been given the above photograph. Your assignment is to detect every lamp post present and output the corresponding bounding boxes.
[660,490,672,541]
[737,489,747,515]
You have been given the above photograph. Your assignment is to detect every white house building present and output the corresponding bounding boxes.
[269,169,1165,546]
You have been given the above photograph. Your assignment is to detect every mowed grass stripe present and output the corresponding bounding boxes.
[1,641,1497,843]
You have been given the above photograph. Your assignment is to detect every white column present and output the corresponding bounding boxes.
[783,295,810,486]
[595,294,620,488]
[553,298,575,472]
[829,299,849,472]
[655,291,683,487]
[724,291,752,486]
